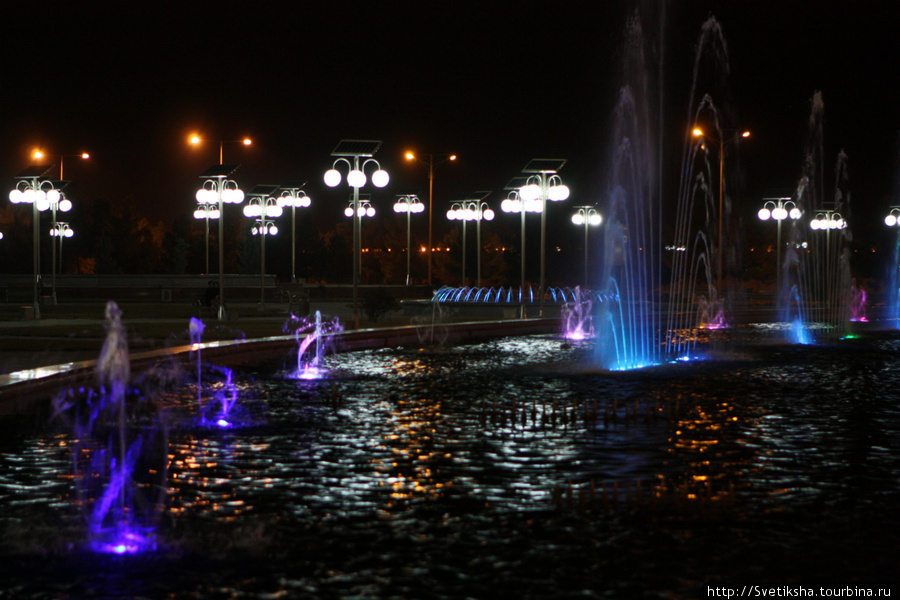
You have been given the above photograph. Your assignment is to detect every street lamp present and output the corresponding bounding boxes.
[344,194,376,282]
[571,206,602,288]
[50,222,74,276]
[501,180,543,318]
[519,159,569,317]
[810,209,847,326]
[884,207,900,228]
[32,150,87,304]
[325,140,389,329]
[692,127,750,298]
[393,193,425,285]
[758,197,801,299]
[8,166,59,319]
[447,192,493,287]
[192,203,220,274]
[244,185,282,310]
[275,183,312,283]
[196,164,244,320]
[405,151,456,287]
[190,134,252,165]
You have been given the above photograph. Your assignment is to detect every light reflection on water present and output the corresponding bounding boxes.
[0,331,899,595]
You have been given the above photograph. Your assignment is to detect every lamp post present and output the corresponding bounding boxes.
[501,181,542,318]
[757,197,800,300]
[32,150,88,304]
[519,159,569,317]
[405,151,456,287]
[9,166,59,319]
[393,193,425,285]
[50,222,74,275]
[343,194,377,278]
[196,164,244,320]
[447,192,493,287]
[810,209,847,325]
[571,206,602,288]
[325,140,389,329]
[692,127,750,298]
[190,135,252,165]
[46,191,73,304]
[192,203,220,274]
[275,183,312,283]
[244,185,282,310]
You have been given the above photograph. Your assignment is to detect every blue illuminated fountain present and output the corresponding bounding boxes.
[52,302,163,554]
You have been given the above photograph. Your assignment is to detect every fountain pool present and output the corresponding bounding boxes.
[1,325,898,597]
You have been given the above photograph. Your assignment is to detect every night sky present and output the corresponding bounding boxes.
[2,0,900,278]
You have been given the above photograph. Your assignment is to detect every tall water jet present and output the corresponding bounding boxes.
[666,16,741,358]
[595,10,662,370]
[782,92,854,341]
[285,311,343,379]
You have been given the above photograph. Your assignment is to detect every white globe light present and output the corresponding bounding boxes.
[324,169,342,187]
[50,228,58,237]
[393,202,405,213]
[772,207,788,220]
[572,213,585,225]
[210,208,220,219]
[196,188,210,203]
[64,228,74,238]
[366,206,376,217]
[789,207,801,220]
[447,209,457,220]
[276,196,288,207]
[47,189,61,204]
[371,169,389,188]
[519,183,541,202]
[268,224,278,235]
[887,215,898,227]
[501,198,518,213]
[347,169,366,188]
[36,195,51,212]
[463,207,475,221]
[267,205,283,218]
[59,198,73,212]
[526,199,543,213]
[243,204,258,218]
[194,209,205,219]
[252,226,259,235]
[23,189,36,203]
[344,206,354,217]
[300,196,311,207]
[758,208,771,221]
[413,202,424,213]
[810,219,821,230]
[589,213,602,226]
[548,184,569,201]
[9,189,23,203]
[483,208,495,221]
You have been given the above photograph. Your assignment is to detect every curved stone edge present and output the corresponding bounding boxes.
[0,318,560,415]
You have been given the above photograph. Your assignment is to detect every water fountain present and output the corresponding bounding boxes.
[284,310,343,379]
[51,301,164,554]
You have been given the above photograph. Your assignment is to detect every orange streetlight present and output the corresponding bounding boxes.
[691,127,750,298]
[405,151,456,286]
[190,134,252,165]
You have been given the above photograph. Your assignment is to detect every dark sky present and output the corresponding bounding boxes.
[2,0,899,255]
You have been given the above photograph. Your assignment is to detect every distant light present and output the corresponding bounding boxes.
[190,135,201,145]
[742,131,751,138]
[692,128,703,137]
[405,152,415,160]
[33,149,44,160]
[449,155,457,161]
[242,138,252,146]
[81,152,90,159]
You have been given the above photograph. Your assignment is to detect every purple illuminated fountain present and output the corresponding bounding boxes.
[52,301,164,554]
[284,310,343,379]
[561,287,595,340]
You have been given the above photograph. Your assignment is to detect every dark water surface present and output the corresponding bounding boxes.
[1,329,898,598]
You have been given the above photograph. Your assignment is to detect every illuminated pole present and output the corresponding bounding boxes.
[571,206,602,288]
[276,185,312,283]
[502,188,538,319]
[244,187,282,310]
[9,167,59,319]
[406,151,456,287]
[758,197,800,302]
[692,128,750,298]
[196,165,244,320]
[519,161,569,317]
[394,194,424,285]
[448,193,493,287]
[33,150,88,304]
[190,136,252,275]
[50,222,74,275]
[326,140,389,329]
